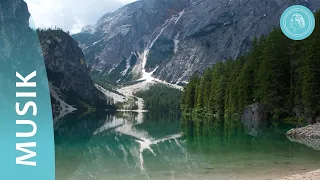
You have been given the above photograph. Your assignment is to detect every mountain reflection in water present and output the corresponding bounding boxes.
[55,112,320,180]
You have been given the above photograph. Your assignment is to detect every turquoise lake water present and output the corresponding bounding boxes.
[55,112,320,180]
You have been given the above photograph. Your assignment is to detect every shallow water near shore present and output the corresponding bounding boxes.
[55,112,320,180]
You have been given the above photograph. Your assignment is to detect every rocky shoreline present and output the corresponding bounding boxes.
[286,123,320,151]
[281,123,320,179]
[286,123,320,139]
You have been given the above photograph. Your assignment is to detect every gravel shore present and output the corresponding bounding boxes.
[276,170,320,180]
[282,123,320,179]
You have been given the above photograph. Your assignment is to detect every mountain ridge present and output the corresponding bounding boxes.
[74,0,320,85]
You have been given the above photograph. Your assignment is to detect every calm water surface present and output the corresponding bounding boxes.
[55,112,320,180]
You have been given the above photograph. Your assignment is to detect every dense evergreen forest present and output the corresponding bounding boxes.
[135,84,181,112]
[181,11,320,124]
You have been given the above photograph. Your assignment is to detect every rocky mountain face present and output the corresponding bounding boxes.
[74,0,320,84]
[38,29,112,122]
[0,0,31,71]
[0,0,36,108]
[0,0,29,24]
[0,0,112,121]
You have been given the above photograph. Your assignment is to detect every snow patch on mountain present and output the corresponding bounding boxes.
[174,32,180,53]
[175,9,185,24]
[95,84,127,103]
[121,54,132,76]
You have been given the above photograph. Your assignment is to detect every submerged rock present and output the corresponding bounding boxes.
[286,123,320,151]
[241,103,268,136]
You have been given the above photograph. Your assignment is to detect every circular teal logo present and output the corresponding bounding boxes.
[280,5,315,40]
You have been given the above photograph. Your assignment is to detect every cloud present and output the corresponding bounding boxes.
[24,0,137,34]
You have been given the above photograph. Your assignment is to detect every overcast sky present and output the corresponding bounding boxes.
[25,0,136,34]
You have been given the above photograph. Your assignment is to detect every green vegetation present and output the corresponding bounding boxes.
[135,84,181,112]
[115,98,139,110]
[121,79,145,87]
[135,112,181,138]
[93,77,124,96]
[181,11,320,124]
[181,115,309,154]
[77,100,97,118]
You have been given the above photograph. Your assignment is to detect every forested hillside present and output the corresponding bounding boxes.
[135,84,181,112]
[181,11,320,124]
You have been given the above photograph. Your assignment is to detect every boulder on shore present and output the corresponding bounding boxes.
[241,103,269,136]
[286,123,320,151]
[316,117,320,123]
[286,123,320,139]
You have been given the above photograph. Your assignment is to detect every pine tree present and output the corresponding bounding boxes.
[181,10,320,124]
[185,74,200,112]
[255,29,291,118]
[301,13,320,118]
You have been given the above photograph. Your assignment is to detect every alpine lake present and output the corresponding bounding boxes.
[55,112,320,180]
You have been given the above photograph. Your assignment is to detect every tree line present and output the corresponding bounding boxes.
[135,84,181,112]
[181,11,320,124]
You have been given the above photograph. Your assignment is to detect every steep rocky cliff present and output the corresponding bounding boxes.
[0,0,31,72]
[0,0,35,108]
[0,0,112,121]
[74,0,320,84]
[38,29,112,122]
[73,0,190,84]
[0,0,29,24]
